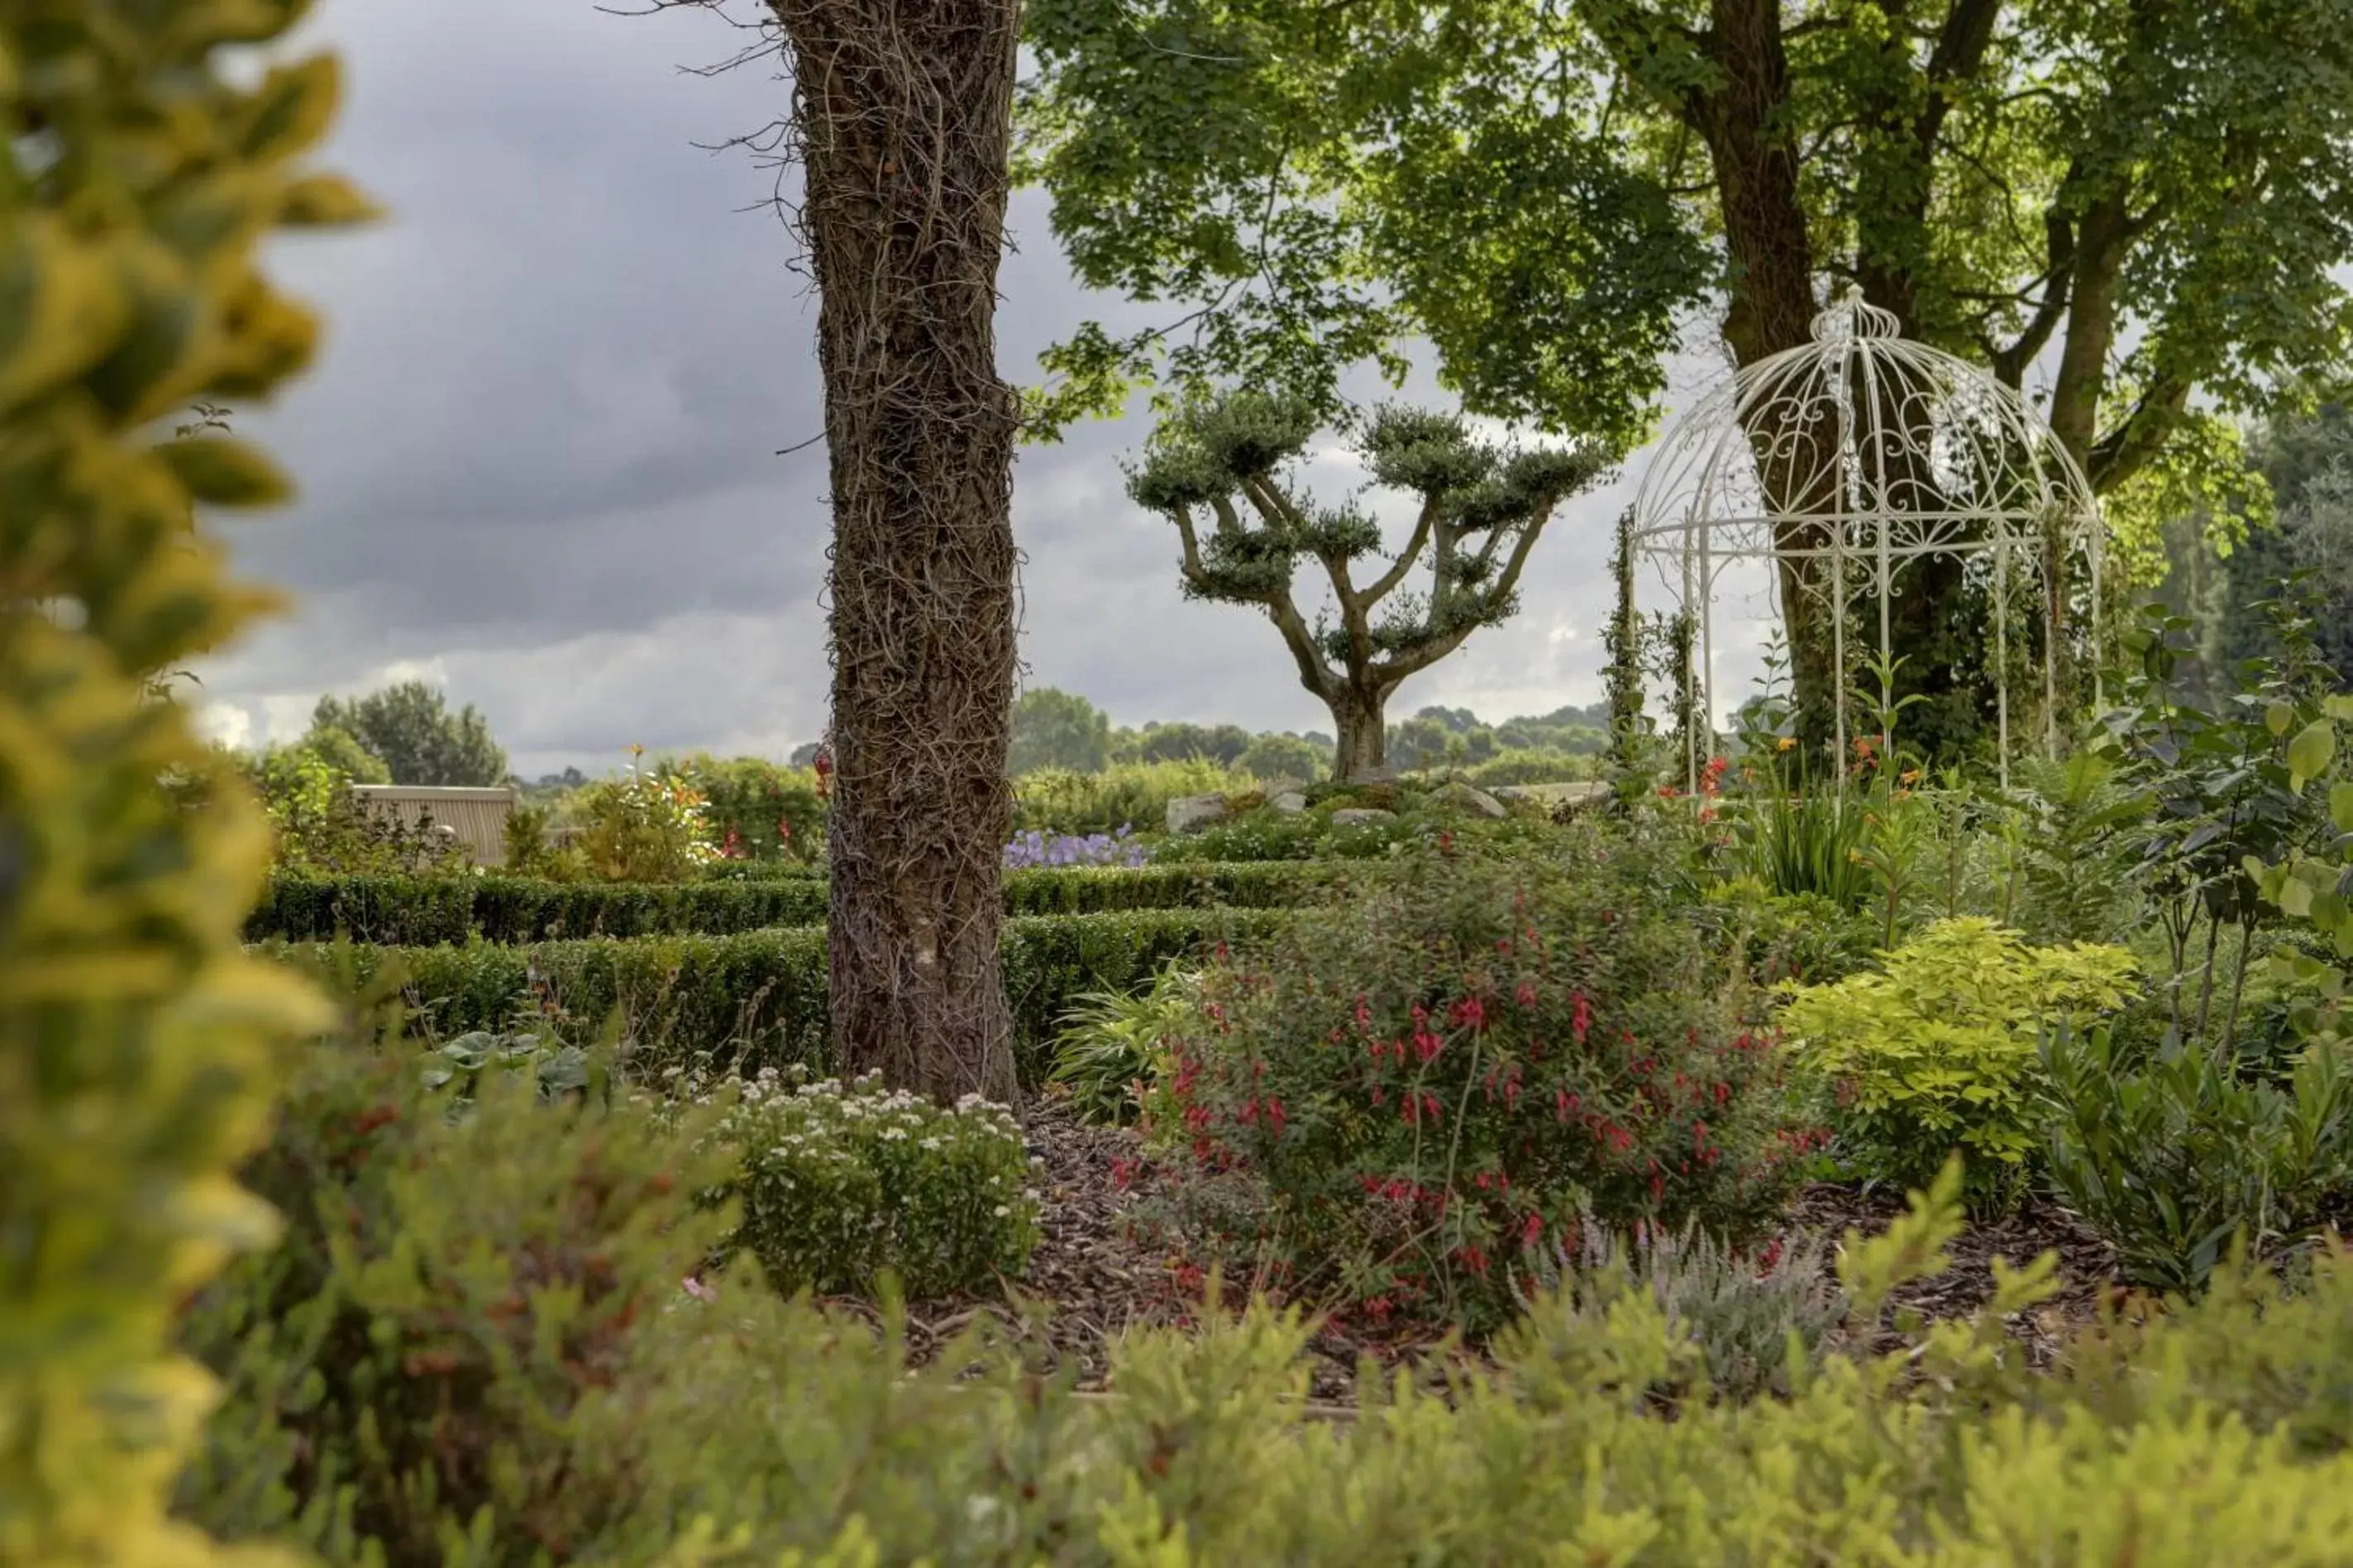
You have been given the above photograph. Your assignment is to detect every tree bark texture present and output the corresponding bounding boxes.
[773,0,1022,1104]
[1329,683,1395,784]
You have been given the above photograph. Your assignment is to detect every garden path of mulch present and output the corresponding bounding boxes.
[814,1100,2125,1403]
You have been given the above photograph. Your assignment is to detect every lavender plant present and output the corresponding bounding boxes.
[1004,826,1152,869]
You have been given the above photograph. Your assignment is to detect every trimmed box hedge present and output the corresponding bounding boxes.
[261,908,1286,1086]
[245,862,1327,946]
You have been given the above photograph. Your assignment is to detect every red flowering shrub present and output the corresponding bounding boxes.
[1145,825,1821,1332]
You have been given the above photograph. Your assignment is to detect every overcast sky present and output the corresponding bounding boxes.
[194,0,1778,779]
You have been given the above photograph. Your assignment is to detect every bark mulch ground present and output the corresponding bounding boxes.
[821,1099,2126,1401]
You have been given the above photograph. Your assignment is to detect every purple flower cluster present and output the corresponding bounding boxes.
[1003,826,1149,869]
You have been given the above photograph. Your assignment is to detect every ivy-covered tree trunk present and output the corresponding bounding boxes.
[774,0,1022,1104]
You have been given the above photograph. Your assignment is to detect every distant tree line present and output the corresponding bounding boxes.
[990,687,1608,781]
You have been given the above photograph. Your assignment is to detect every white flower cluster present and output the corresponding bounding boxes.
[688,1061,1043,1298]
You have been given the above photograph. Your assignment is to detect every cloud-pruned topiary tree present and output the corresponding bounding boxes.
[1128,393,1607,781]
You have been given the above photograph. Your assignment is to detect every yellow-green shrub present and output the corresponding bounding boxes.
[1778,917,2140,1203]
[591,1164,2353,1565]
[0,5,370,1563]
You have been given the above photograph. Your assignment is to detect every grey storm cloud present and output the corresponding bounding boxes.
[195,0,1727,779]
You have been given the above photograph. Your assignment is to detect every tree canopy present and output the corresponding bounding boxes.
[311,680,508,788]
[1026,0,2353,751]
[1026,0,2353,503]
[1009,686,1115,774]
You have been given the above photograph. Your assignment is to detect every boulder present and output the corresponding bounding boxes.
[1167,793,1234,834]
[1431,781,1508,819]
[1328,807,1396,828]
[1270,790,1309,814]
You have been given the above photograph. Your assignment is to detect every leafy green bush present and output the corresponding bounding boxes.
[574,746,721,881]
[1015,758,1243,834]
[1460,746,1599,787]
[262,908,1286,1086]
[1696,877,1882,989]
[240,742,468,875]
[679,753,828,865]
[2041,1022,2353,1294]
[175,1041,734,1566]
[687,1066,1039,1297]
[1148,833,1816,1332]
[0,5,370,1561]
[1048,962,1202,1126]
[1778,917,2140,1205]
[169,1060,2353,1566]
[246,860,1325,943]
[592,1165,2353,1564]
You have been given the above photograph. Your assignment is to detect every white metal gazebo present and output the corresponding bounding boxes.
[1630,287,2104,791]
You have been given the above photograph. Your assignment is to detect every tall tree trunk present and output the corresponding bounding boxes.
[1330,684,1394,784]
[775,0,1021,1105]
[1691,0,1844,751]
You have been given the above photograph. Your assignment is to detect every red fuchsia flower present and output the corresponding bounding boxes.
[1571,992,1592,1044]
[1755,1237,1785,1277]
[1414,1029,1444,1065]
[1265,1097,1287,1136]
[1515,980,1539,1008]
[1450,996,1487,1032]
[1110,1157,1138,1190]
[1422,1092,1443,1123]
[1354,996,1372,1029]
[776,816,792,844]
[1521,1213,1544,1249]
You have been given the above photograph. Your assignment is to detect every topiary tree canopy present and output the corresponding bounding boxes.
[1129,393,1607,781]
